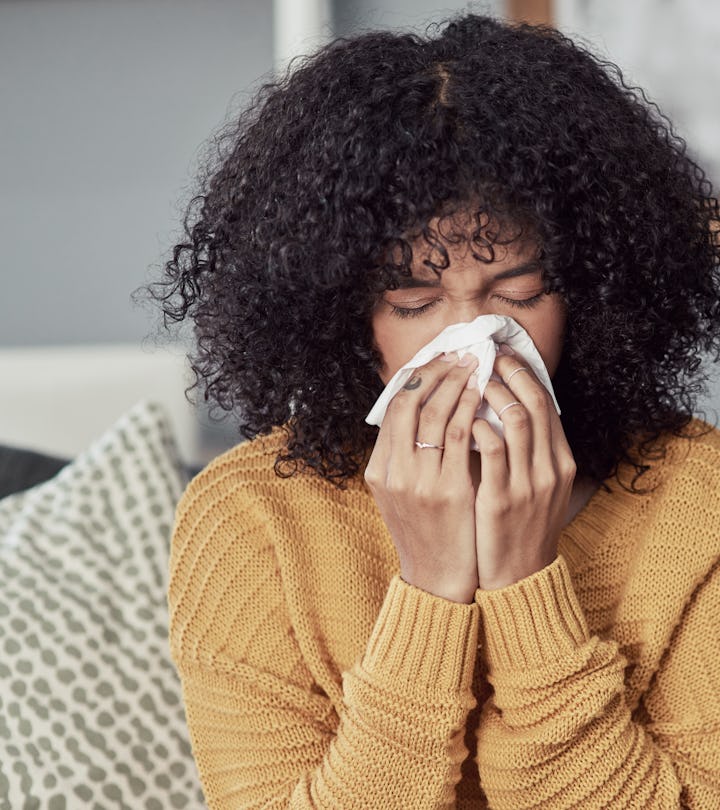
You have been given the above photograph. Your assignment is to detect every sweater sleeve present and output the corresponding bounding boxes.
[473,554,720,809]
[168,468,480,809]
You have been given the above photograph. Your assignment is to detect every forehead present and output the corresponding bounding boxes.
[397,224,542,288]
[395,211,541,281]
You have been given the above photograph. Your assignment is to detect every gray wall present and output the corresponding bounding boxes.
[0,0,273,347]
[333,0,502,36]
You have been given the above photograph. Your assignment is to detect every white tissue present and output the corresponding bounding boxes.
[365,314,560,442]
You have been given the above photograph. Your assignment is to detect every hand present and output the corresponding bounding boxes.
[364,353,482,603]
[471,350,577,590]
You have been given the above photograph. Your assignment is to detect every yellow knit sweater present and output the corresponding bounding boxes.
[168,418,720,809]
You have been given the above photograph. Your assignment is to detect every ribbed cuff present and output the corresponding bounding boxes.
[475,555,590,672]
[361,575,479,694]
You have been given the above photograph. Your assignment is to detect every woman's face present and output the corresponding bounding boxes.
[371,216,567,384]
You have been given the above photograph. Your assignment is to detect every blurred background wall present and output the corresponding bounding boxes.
[0,0,273,348]
[0,0,718,465]
[556,0,720,188]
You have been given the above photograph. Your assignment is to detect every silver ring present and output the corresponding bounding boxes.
[414,441,445,450]
[504,366,530,385]
[497,401,523,418]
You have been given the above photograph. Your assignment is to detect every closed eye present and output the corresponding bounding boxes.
[388,292,546,318]
[388,299,441,318]
[494,292,546,309]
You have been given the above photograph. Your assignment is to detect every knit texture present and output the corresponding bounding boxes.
[168,418,720,809]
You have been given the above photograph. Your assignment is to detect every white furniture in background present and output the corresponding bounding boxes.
[0,343,217,467]
[272,0,332,74]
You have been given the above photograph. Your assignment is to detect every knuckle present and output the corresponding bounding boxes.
[414,482,436,507]
[514,485,534,505]
[435,484,462,508]
[389,391,410,411]
[445,424,467,444]
[526,389,548,411]
[492,497,512,516]
[421,403,442,423]
[475,422,505,456]
[386,475,407,496]
[503,408,530,429]
[449,363,472,381]
[479,435,505,456]
[562,458,578,481]
[535,471,559,495]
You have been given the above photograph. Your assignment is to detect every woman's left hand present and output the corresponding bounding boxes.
[472,350,577,590]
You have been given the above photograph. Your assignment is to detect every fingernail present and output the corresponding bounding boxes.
[440,351,457,362]
[498,344,515,356]
[458,353,475,367]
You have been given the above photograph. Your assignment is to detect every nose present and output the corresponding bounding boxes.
[441,298,493,326]
[433,267,497,325]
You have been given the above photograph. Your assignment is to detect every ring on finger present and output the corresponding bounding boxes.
[415,441,445,450]
[504,366,531,385]
[497,401,523,419]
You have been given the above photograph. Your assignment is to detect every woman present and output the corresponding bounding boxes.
[153,12,720,809]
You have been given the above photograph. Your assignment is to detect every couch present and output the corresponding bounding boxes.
[0,401,207,808]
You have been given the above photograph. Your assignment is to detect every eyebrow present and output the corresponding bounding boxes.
[392,261,543,288]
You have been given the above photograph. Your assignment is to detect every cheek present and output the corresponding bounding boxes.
[372,313,438,385]
[527,300,566,378]
[372,319,405,385]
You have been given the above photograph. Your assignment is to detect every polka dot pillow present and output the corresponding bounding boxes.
[0,401,206,809]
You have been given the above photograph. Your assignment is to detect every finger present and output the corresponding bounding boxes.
[383,353,462,486]
[385,353,460,454]
[416,355,480,449]
[494,352,554,468]
[440,379,482,475]
[482,378,532,477]
[471,418,509,490]
[364,410,394,490]
[543,404,576,482]
[495,352,578,490]
[368,409,391,462]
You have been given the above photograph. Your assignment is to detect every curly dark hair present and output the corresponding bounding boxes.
[139,13,720,491]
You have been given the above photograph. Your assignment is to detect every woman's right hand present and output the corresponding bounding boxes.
[364,353,482,603]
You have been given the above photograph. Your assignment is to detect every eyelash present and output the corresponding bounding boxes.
[497,293,546,310]
[389,293,546,319]
[389,300,440,319]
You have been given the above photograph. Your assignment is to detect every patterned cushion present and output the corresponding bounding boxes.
[0,401,206,809]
